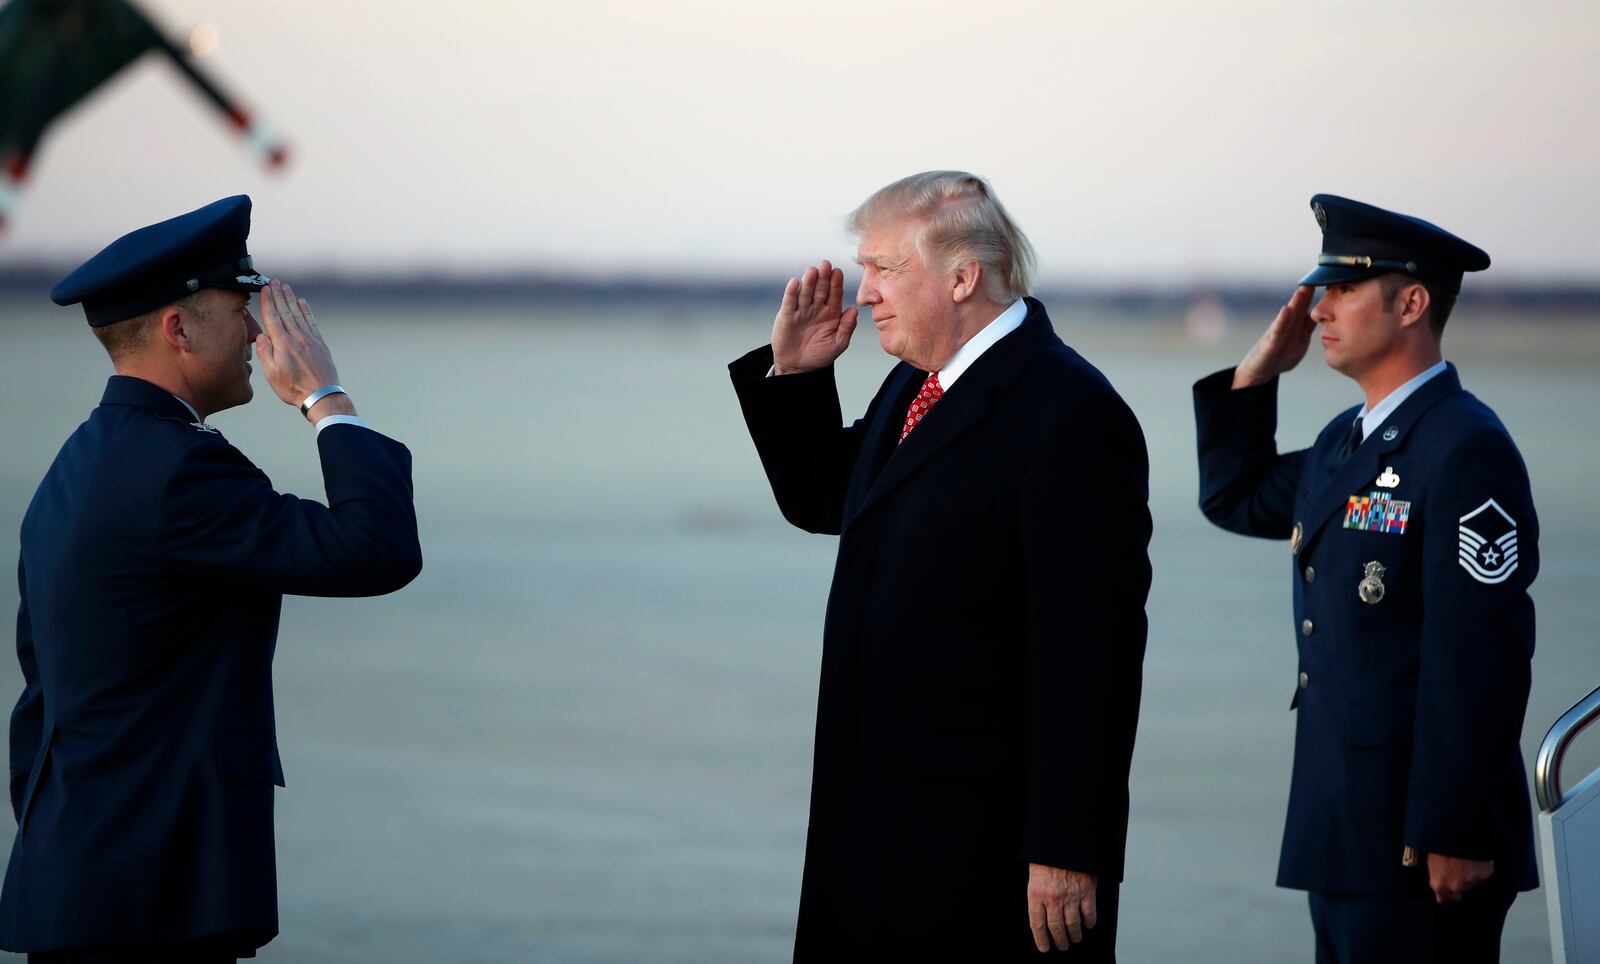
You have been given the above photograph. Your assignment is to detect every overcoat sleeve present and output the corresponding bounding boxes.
[8,558,41,822]
[1404,429,1538,859]
[1019,396,1152,881]
[157,424,422,597]
[1193,367,1307,538]
[728,345,869,536]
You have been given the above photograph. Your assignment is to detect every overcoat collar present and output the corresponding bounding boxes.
[1299,362,1462,552]
[99,375,206,425]
[842,297,1057,529]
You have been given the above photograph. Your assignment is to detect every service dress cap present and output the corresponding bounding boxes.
[1299,194,1490,295]
[51,195,271,327]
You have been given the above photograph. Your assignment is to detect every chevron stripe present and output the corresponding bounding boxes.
[1459,551,1518,584]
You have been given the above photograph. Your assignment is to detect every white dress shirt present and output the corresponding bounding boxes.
[312,413,370,435]
[1353,359,1448,444]
[936,298,1027,389]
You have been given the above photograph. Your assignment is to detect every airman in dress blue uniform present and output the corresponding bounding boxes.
[3,197,422,962]
[1193,195,1538,963]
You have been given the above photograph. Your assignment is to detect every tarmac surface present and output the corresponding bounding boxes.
[1,296,1596,961]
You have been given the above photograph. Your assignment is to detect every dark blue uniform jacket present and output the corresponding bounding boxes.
[4,375,421,953]
[1194,363,1538,897]
[732,300,1151,959]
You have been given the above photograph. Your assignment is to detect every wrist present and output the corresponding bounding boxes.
[1231,366,1270,390]
[307,393,357,422]
[771,359,818,376]
[299,384,354,421]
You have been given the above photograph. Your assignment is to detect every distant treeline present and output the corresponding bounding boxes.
[3,264,1598,315]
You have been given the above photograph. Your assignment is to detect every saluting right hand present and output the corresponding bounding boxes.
[1233,285,1316,389]
[771,260,859,375]
[256,279,342,406]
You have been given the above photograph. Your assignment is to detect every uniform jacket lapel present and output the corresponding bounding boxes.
[843,298,1055,530]
[1299,364,1463,552]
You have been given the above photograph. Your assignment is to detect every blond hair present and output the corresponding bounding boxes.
[847,171,1036,303]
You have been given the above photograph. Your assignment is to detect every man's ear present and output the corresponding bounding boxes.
[157,304,192,352]
[951,260,982,304]
[1396,282,1431,331]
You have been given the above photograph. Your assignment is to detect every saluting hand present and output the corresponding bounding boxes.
[255,279,352,417]
[771,260,859,375]
[1028,863,1097,953]
[1233,285,1316,389]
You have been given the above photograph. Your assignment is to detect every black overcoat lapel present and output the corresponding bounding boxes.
[843,298,1056,530]
[841,365,921,524]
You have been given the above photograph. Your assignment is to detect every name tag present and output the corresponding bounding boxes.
[1344,491,1411,535]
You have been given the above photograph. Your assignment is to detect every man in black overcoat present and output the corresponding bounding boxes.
[3,196,422,962]
[1193,195,1539,962]
[730,171,1152,960]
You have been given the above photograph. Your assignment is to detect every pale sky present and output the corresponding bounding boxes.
[4,0,1598,283]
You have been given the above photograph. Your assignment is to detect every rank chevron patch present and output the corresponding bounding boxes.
[1459,498,1518,584]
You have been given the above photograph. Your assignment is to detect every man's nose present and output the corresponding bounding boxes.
[1310,293,1331,324]
[245,311,262,339]
[856,277,877,305]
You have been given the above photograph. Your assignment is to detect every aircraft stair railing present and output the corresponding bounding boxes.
[1537,683,1600,963]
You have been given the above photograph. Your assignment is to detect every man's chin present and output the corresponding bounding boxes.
[215,383,254,414]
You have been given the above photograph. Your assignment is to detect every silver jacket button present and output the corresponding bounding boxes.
[1299,671,1310,689]
[1301,619,1315,636]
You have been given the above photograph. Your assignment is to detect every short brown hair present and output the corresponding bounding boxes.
[1378,273,1456,336]
[90,292,205,362]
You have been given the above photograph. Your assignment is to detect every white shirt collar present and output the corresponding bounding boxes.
[1356,359,1448,442]
[937,298,1028,390]
[170,393,203,423]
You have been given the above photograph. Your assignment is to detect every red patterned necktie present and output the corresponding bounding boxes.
[900,371,944,442]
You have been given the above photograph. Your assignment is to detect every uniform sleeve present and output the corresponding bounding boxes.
[1193,367,1307,539]
[1403,429,1538,859]
[728,344,869,536]
[9,558,42,822]
[157,424,422,597]
[1019,398,1153,881]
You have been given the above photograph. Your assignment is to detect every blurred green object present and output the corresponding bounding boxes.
[0,0,162,172]
[0,0,285,229]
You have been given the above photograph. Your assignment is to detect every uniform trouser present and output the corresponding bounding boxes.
[1308,879,1516,964]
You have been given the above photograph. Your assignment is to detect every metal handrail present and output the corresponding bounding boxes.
[1535,683,1600,812]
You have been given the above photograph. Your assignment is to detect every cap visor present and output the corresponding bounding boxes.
[1297,264,1383,287]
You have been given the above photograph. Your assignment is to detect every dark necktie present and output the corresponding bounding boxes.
[900,371,943,442]
[1340,419,1364,463]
